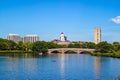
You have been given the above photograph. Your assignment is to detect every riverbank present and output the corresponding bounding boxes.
[90,51,120,58]
[0,50,32,53]
[1,50,120,58]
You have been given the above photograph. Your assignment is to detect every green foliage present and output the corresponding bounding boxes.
[112,42,120,51]
[0,38,17,50]
[85,42,96,49]
[32,41,67,53]
[32,41,48,53]
[24,43,33,51]
[68,42,95,48]
[47,42,64,49]
[17,41,25,50]
[8,40,17,50]
[0,36,120,56]
[0,38,33,51]
[68,43,80,48]
[90,51,120,58]
[0,42,8,50]
[68,42,83,48]
[96,41,112,53]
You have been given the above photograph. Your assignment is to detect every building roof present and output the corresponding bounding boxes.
[61,32,64,34]
[25,34,39,37]
[8,34,19,36]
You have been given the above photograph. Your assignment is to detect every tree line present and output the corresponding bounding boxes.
[0,38,120,54]
[0,38,63,53]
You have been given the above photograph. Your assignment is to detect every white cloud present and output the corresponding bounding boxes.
[111,16,120,24]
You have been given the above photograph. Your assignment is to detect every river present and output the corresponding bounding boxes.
[0,53,120,80]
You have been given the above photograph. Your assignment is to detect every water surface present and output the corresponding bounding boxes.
[0,53,120,80]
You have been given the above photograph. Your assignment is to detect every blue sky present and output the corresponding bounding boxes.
[0,0,120,42]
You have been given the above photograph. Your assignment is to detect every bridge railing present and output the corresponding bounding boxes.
[48,48,96,54]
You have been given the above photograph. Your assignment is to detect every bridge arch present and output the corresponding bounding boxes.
[79,51,91,54]
[50,50,60,53]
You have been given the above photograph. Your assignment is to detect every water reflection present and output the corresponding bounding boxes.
[0,53,44,59]
[60,54,65,80]
[8,53,40,58]
[0,53,120,80]
[0,53,39,79]
[5,53,41,80]
[94,57,101,80]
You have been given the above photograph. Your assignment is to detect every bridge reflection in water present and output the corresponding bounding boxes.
[48,48,96,54]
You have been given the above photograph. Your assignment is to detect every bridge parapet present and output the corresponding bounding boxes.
[48,48,96,54]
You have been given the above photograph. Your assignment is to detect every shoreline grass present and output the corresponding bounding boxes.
[89,51,120,58]
[0,50,32,53]
[1,50,120,58]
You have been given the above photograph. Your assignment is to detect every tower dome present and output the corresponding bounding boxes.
[61,32,64,34]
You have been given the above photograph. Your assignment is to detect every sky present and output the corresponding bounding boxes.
[0,0,120,42]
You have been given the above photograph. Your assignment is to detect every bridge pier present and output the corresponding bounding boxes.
[48,50,51,54]
[77,50,80,54]
[61,49,64,54]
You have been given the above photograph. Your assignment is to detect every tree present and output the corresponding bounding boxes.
[32,41,48,53]
[17,41,25,50]
[7,40,17,50]
[0,38,7,50]
[68,44,75,48]
[68,43,80,48]
[47,42,57,49]
[96,41,112,53]
[0,42,9,50]
[86,42,96,49]
[24,42,33,51]
[80,43,87,48]
[112,42,120,51]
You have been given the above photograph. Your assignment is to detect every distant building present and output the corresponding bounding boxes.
[57,40,71,45]
[52,32,71,45]
[94,27,101,44]
[7,34,22,43]
[60,32,67,42]
[24,34,40,43]
[52,39,60,44]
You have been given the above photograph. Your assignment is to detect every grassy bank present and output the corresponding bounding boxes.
[90,51,120,58]
[0,50,33,53]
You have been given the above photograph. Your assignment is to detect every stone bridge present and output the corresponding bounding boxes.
[48,48,96,54]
